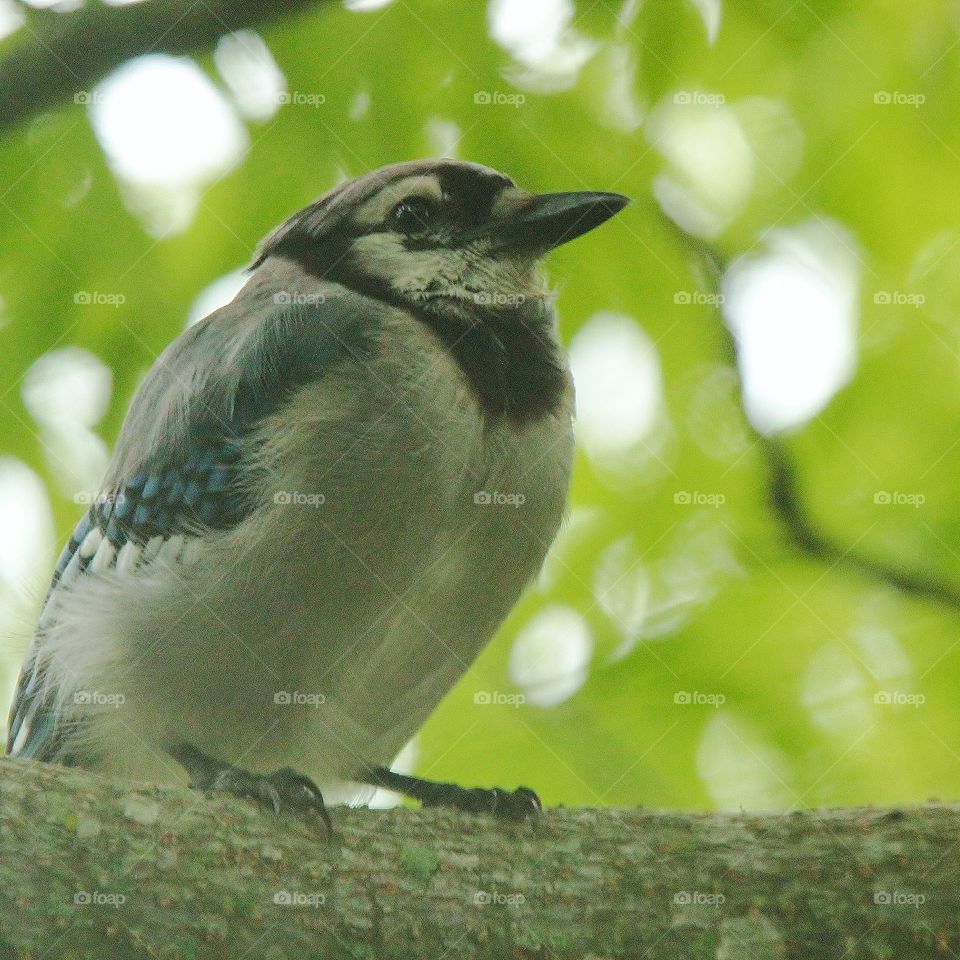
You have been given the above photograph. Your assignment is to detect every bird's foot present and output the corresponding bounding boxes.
[359,766,541,822]
[170,741,332,835]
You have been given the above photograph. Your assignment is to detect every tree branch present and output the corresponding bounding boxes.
[761,433,960,608]
[0,0,330,136]
[673,224,960,613]
[0,758,954,957]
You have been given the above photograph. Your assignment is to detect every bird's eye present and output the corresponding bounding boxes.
[390,197,438,234]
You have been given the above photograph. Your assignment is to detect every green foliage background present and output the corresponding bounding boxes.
[2,0,958,811]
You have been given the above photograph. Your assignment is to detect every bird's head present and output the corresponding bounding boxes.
[253,159,629,315]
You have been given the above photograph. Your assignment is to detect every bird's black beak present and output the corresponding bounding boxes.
[488,191,630,253]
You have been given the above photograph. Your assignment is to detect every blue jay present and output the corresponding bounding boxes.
[6,160,627,827]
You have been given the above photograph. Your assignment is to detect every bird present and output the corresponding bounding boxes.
[6,159,628,828]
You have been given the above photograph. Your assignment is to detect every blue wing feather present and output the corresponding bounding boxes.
[6,294,372,761]
[6,438,248,761]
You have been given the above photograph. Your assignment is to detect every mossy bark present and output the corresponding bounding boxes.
[0,758,954,959]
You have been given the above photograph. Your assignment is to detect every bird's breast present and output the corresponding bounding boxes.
[251,304,574,610]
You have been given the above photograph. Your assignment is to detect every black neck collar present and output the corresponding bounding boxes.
[271,238,569,427]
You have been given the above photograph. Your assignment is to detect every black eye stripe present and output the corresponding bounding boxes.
[387,173,507,237]
[390,196,439,232]
[437,169,510,224]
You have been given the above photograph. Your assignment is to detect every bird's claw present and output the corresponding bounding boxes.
[490,785,542,822]
[205,763,333,836]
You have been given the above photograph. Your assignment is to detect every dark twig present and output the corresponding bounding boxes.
[0,0,330,135]
[666,217,960,612]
